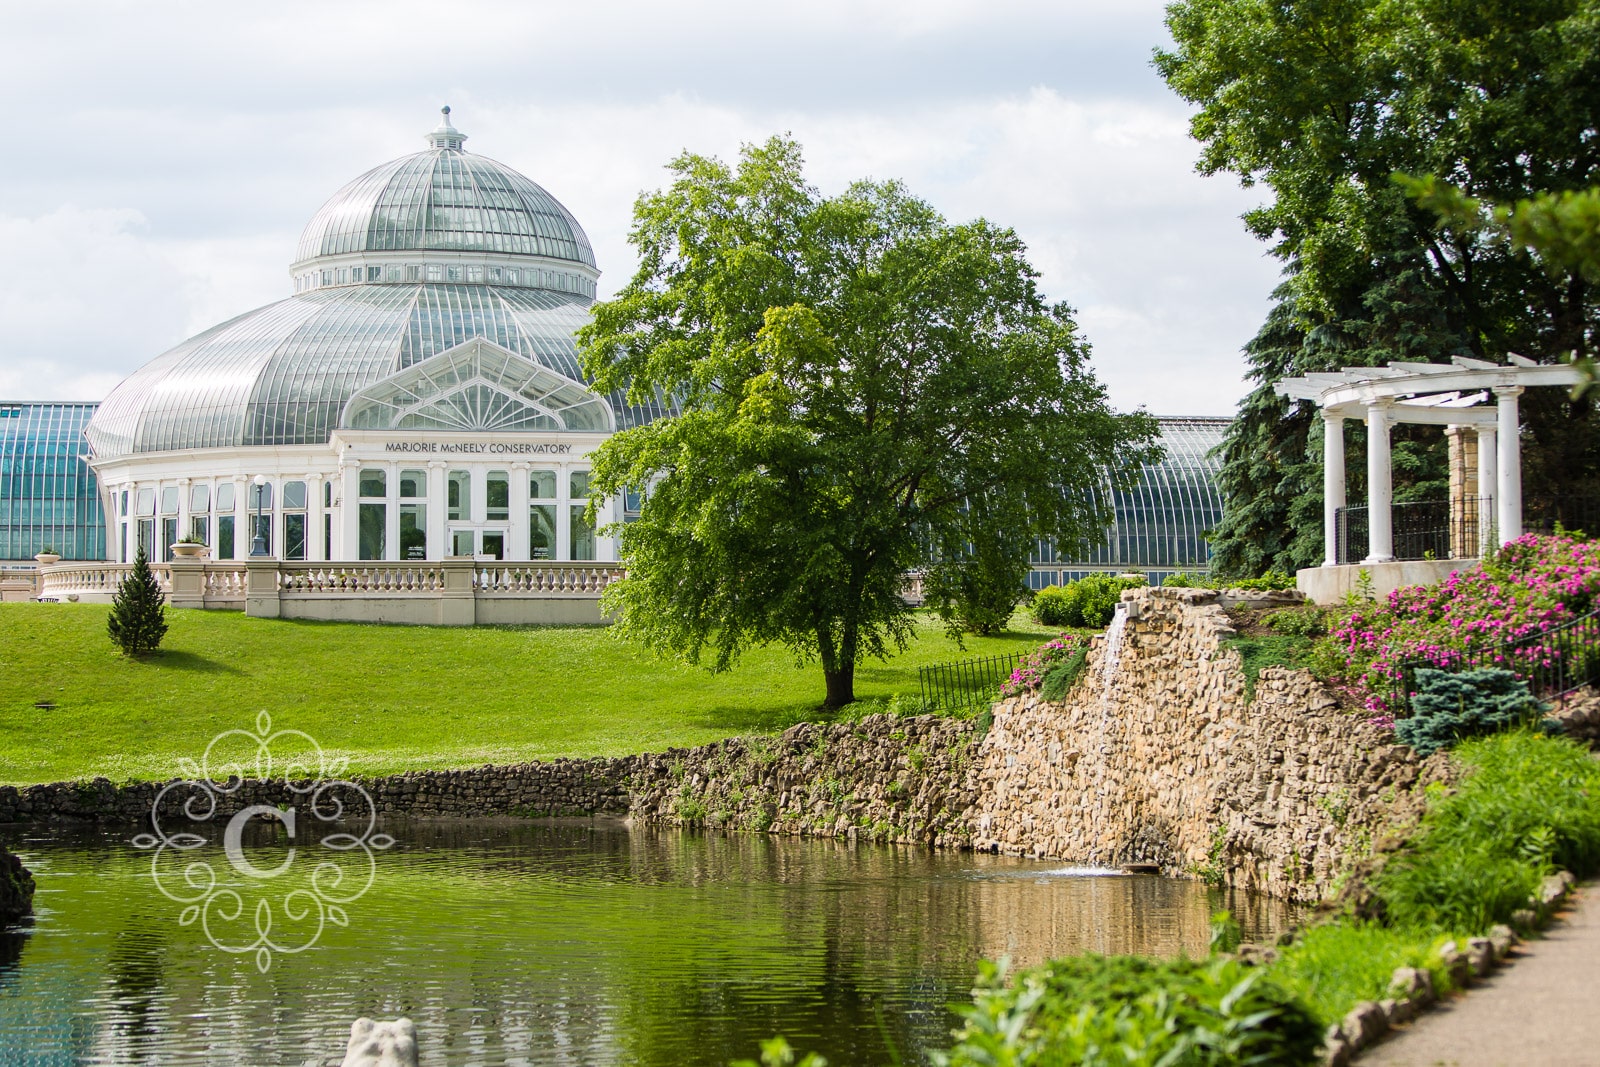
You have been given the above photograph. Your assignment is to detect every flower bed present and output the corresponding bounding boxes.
[999,633,1091,700]
[1323,533,1600,714]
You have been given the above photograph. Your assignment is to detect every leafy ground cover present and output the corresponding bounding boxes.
[0,603,1053,785]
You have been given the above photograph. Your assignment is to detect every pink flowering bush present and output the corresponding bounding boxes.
[1322,532,1600,714]
[1000,633,1091,699]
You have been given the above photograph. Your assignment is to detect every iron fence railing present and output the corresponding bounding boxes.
[917,651,1022,714]
[1390,607,1600,713]
[1526,495,1600,538]
[1336,498,1488,565]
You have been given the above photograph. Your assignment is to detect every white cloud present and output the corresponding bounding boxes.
[0,1,1280,416]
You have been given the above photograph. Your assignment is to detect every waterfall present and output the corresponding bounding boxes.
[1100,602,1129,707]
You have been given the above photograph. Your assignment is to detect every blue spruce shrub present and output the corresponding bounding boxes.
[1397,668,1551,756]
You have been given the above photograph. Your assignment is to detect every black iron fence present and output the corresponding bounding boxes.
[1526,495,1600,538]
[1336,498,1487,565]
[1391,607,1600,713]
[917,651,1021,714]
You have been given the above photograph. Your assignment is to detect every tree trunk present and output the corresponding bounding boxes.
[823,666,855,710]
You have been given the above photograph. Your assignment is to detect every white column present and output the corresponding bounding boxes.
[556,464,571,561]
[1496,386,1523,544]
[1364,400,1395,563]
[427,461,448,558]
[176,477,191,545]
[341,463,360,560]
[307,474,325,562]
[1475,426,1497,556]
[509,462,530,561]
[1323,412,1345,566]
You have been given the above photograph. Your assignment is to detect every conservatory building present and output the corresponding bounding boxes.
[84,110,664,571]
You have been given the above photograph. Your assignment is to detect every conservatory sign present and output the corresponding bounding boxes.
[382,440,575,455]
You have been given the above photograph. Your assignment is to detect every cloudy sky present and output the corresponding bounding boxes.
[0,0,1281,415]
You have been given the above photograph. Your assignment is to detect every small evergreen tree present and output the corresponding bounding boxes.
[107,544,168,656]
[1397,668,1550,756]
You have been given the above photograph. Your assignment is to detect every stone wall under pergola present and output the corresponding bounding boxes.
[1275,355,1582,567]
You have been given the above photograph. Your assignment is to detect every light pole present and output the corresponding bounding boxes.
[250,474,268,557]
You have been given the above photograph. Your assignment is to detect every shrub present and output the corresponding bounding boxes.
[1029,574,1144,628]
[1160,571,1296,591]
[1376,730,1600,931]
[935,954,1323,1066]
[1318,532,1600,713]
[1395,668,1549,756]
[1263,605,1328,638]
[107,544,168,656]
[1000,634,1090,699]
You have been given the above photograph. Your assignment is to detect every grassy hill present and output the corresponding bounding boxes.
[0,604,1052,785]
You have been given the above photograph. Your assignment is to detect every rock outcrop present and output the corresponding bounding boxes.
[0,845,34,924]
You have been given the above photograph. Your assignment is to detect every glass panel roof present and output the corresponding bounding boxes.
[85,285,666,459]
[295,149,596,268]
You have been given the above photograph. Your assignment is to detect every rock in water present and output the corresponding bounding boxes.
[342,1018,418,1067]
[0,847,34,924]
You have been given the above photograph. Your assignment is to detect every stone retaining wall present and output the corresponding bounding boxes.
[973,587,1446,903]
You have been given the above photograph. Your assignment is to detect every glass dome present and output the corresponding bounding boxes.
[85,111,662,461]
[292,108,596,275]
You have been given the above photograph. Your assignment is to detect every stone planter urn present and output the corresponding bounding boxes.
[32,552,59,566]
[171,542,207,559]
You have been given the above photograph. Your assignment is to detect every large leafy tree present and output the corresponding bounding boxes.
[1158,0,1600,575]
[578,137,1159,709]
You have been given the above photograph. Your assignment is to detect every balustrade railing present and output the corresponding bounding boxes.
[277,565,446,594]
[474,564,624,596]
[1335,497,1488,565]
[37,561,174,599]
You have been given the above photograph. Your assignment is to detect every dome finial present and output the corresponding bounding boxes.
[426,106,467,151]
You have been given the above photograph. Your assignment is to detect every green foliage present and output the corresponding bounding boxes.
[1037,645,1089,703]
[1262,606,1328,639]
[1159,571,1296,591]
[1223,635,1313,702]
[1270,924,1452,1029]
[925,542,1032,639]
[1376,731,1600,931]
[577,137,1160,708]
[1395,668,1549,756]
[1028,574,1144,628]
[1158,0,1600,577]
[106,545,167,657]
[934,955,1322,1067]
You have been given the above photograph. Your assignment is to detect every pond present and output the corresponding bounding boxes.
[0,820,1297,1066]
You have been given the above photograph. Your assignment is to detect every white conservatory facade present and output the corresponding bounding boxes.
[83,110,665,575]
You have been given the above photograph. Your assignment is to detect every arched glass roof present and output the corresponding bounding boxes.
[1030,416,1228,577]
[293,110,596,269]
[85,285,666,459]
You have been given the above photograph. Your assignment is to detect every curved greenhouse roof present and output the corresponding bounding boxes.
[85,110,659,461]
[294,108,595,269]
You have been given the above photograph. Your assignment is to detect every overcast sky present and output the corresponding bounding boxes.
[0,0,1281,415]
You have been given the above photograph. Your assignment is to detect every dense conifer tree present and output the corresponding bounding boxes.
[107,545,168,656]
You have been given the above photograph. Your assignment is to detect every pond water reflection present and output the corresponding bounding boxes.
[0,820,1297,1066]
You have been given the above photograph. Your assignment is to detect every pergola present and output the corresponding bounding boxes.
[1276,356,1582,566]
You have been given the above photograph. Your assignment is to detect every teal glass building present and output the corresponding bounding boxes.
[0,402,106,561]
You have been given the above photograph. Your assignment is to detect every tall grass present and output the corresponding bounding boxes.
[1377,730,1600,931]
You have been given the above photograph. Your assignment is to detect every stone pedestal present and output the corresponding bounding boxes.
[167,558,207,609]
[245,559,282,619]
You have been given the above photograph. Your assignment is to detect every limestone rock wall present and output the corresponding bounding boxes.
[973,586,1442,902]
[628,716,980,849]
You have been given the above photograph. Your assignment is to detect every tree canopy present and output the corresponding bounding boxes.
[578,137,1159,708]
[1158,0,1600,575]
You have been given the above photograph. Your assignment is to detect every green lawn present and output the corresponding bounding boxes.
[0,603,1053,786]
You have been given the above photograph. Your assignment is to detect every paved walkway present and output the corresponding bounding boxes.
[1361,887,1600,1066]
